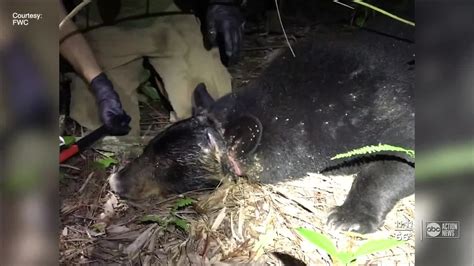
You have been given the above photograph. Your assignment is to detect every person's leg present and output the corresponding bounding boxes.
[69,58,148,136]
[147,15,232,120]
[147,57,194,119]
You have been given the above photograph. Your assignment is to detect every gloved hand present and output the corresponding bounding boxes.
[90,73,131,135]
[206,0,244,65]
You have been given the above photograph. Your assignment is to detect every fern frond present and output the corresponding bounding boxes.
[331,144,415,160]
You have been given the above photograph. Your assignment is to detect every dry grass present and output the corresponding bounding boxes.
[59,171,414,265]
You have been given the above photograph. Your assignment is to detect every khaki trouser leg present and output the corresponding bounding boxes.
[148,16,232,119]
[69,12,232,132]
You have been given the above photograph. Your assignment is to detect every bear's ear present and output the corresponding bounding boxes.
[192,83,215,115]
[224,114,262,159]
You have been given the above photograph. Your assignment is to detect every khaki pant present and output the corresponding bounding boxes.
[70,13,231,136]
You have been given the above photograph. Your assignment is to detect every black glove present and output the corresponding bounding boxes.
[90,73,131,136]
[206,0,244,65]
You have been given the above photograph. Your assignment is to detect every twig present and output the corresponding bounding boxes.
[63,238,95,242]
[333,0,355,10]
[78,172,94,193]
[60,164,81,171]
[273,0,296,57]
[126,200,151,210]
[59,0,92,30]
[62,175,80,180]
[93,148,114,158]
[200,235,211,257]
[141,124,154,140]
[242,45,287,51]
[273,188,318,214]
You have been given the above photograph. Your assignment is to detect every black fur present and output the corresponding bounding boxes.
[111,24,414,234]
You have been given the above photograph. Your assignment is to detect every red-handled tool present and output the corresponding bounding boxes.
[60,125,109,163]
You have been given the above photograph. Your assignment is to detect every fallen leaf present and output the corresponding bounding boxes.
[211,207,227,231]
[62,227,68,236]
[124,224,158,259]
[107,225,130,234]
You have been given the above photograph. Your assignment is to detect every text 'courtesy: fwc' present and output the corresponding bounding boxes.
[12,12,43,26]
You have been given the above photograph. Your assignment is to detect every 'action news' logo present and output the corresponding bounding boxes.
[425,221,460,238]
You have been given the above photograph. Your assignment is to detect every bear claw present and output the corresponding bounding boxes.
[327,206,380,234]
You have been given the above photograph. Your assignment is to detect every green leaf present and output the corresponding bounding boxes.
[91,222,107,233]
[140,214,166,225]
[354,9,368,28]
[336,251,355,265]
[296,228,339,260]
[171,218,190,232]
[174,197,195,209]
[354,239,405,258]
[96,156,118,169]
[139,81,161,101]
[355,16,366,27]
[62,136,76,146]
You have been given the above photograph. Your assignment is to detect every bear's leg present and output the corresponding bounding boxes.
[327,160,414,233]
